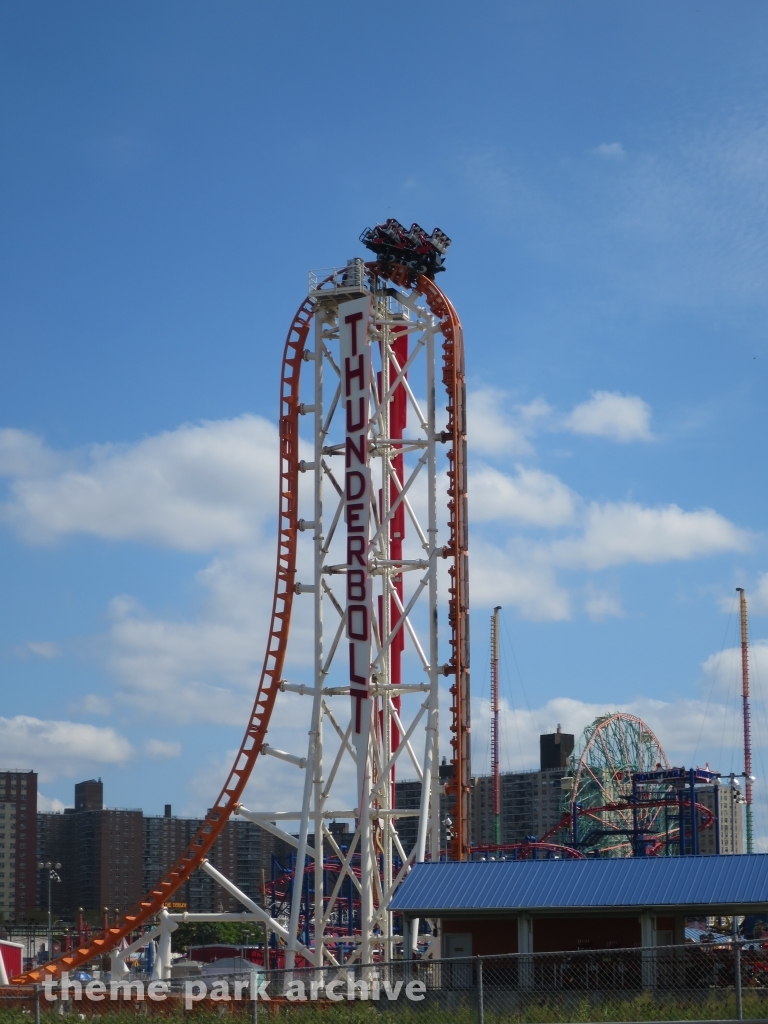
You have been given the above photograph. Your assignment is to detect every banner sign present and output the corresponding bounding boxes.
[339,295,373,797]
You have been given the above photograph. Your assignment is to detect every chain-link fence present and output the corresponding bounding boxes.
[475,943,767,1022]
[2,943,768,1021]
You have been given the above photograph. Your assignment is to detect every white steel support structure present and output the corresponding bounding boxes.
[86,265,448,982]
[281,262,444,967]
[37,264,449,985]
[11,249,468,991]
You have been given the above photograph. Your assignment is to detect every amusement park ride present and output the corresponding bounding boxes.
[544,716,724,858]
[9,224,757,985]
[543,587,755,860]
[14,220,468,981]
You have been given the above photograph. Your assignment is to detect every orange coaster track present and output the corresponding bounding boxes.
[13,263,468,983]
[377,265,470,862]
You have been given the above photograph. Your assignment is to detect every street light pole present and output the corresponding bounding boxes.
[37,862,61,962]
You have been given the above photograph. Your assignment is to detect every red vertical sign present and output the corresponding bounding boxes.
[339,296,373,801]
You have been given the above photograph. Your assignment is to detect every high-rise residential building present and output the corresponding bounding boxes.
[539,726,575,770]
[142,808,293,913]
[697,784,744,855]
[394,761,454,858]
[469,738,745,857]
[472,763,569,847]
[37,786,292,919]
[394,748,570,858]
[142,808,243,913]
[142,807,194,910]
[37,782,143,918]
[0,771,37,921]
[233,817,292,905]
[397,729,745,856]
[74,779,104,812]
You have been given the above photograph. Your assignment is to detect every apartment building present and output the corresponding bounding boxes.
[36,780,143,918]
[36,783,292,918]
[697,784,745,855]
[0,771,37,921]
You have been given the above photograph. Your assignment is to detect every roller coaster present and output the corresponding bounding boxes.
[13,225,468,981]
[541,714,725,858]
[10,230,742,985]
[465,712,726,864]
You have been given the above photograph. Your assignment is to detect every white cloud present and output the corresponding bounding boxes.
[472,697,623,773]
[750,573,768,614]
[565,391,653,442]
[470,465,576,526]
[107,595,256,725]
[26,641,61,659]
[182,694,345,815]
[468,389,551,457]
[106,564,267,718]
[603,112,768,308]
[584,587,623,621]
[0,416,298,731]
[549,502,749,571]
[592,142,627,160]
[469,477,747,618]
[463,111,768,316]
[145,739,182,759]
[82,694,111,715]
[468,388,652,450]
[471,540,572,621]
[101,538,315,724]
[0,415,749,748]
[1,415,280,551]
[0,429,63,477]
[702,640,768,695]
[471,694,743,776]
[179,736,315,819]
[0,716,133,782]
[37,794,66,813]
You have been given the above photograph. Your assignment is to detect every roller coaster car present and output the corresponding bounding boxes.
[360,219,451,278]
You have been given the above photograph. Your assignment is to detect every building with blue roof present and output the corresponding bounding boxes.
[389,855,768,956]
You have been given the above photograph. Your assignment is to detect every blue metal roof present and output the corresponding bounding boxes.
[389,855,768,915]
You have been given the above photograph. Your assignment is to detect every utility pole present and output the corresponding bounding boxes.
[491,607,501,848]
[736,588,753,853]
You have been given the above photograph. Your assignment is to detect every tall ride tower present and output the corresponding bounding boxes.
[265,251,470,964]
[737,587,753,853]
[11,227,470,982]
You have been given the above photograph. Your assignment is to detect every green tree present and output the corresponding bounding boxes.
[171,920,264,953]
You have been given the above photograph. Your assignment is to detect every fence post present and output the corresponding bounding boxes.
[640,915,657,990]
[733,927,743,1021]
[33,984,40,1024]
[477,956,484,1024]
[517,914,534,991]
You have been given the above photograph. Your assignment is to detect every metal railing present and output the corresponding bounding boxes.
[308,259,367,295]
[2,942,767,1021]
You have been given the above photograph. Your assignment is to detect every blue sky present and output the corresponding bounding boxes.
[2,3,768,844]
